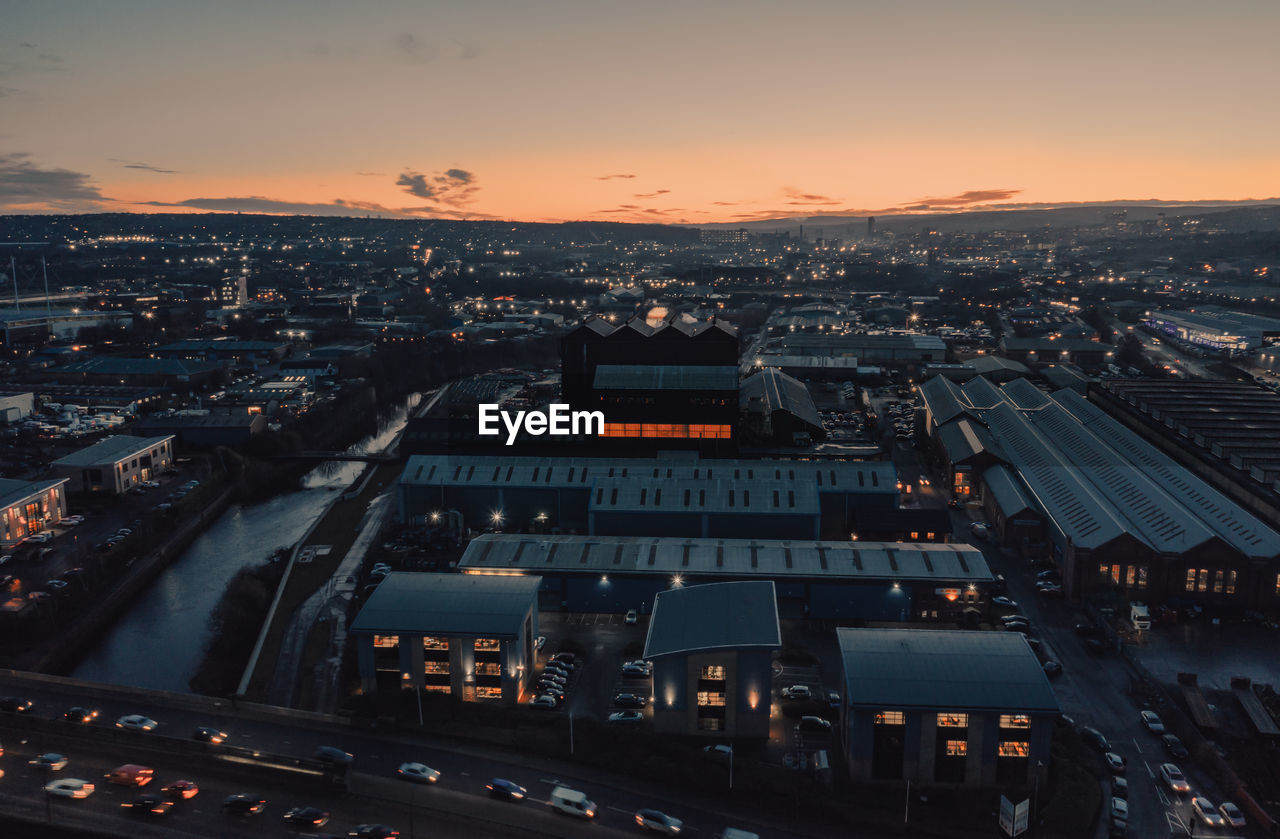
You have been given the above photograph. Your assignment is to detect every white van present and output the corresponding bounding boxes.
[1130,602,1151,631]
[549,785,596,819]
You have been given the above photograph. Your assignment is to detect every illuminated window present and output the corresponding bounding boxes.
[372,635,399,649]
[1198,569,1209,592]
[1111,565,1121,584]
[697,692,726,707]
[910,532,919,541]
[474,638,500,651]
[701,665,726,680]
[875,711,904,725]
[1213,570,1224,594]
[1136,566,1148,589]
[1185,569,1196,592]
[475,662,501,676]
[1275,573,1280,596]
[945,740,968,756]
[1126,566,1136,587]
[423,636,449,650]
[937,713,969,728]
[424,684,451,694]
[424,661,450,674]
[475,686,503,700]
[998,741,1030,758]
[1226,571,1237,595]
[697,717,723,731]
[1000,714,1031,729]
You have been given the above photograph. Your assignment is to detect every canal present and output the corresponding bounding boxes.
[72,396,420,692]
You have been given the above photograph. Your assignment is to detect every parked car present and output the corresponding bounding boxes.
[396,762,440,784]
[796,716,833,733]
[530,695,558,710]
[1000,614,1031,626]
[614,693,647,709]
[1042,660,1063,678]
[625,609,638,625]
[991,596,1017,609]
[550,652,577,667]
[1140,711,1165,733]
[486,778,527,800]
[1104,752,1127,774]
[1081,727,1110,752]
[780,685,812,701]
[622,663,651,678]
[1112,776,1128,799]
[702,744,733,758]
[1110,797,1129,821]
[609,711,644,724]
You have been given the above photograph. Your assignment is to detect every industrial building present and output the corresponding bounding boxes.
[997,337,1113,369]
[398,454,900,541]
[561,314,739,446]
[770,333,946,365]
[0,391,35,424]
[0,477,68,546]
[0,307,132,345]
[151,339,289,363]
[644,581,780,737]
[350,573,540,706]
[1143,308,1280,355]
[739,367,825,445]
[50,435,174,494]
[919,376,1280,610]
[838,628,1058,787]
[1091,380,1280,526]
[50,356,223,389]
[134,411,268,447]
[457,534,991,621]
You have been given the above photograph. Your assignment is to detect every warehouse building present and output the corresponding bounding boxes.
[645,581,780,738]
[771,332,946,365]
[0,477,68,546]
[398,454,899,541]
[1143,308,1280,355]
[134,411,267,447]
[838,628,1058,788]
[920,375,1280,610]
[458,534,991,621]
[739,367,825,445]
[50,435,174,494]
[1091,380,1280,525]
[350,573,540,706]
[0,391,35,424]
[997,337,1113,369]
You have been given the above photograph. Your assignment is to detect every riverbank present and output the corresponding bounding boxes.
[29,485,237,675]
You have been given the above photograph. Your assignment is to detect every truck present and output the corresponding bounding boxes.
[1130,602,1151,631]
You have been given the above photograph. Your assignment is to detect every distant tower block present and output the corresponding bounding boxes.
[867,216,876,238]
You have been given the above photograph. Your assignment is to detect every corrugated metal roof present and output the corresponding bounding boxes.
[459,534,992,582]
[0,477,66,511]
[51,435,173,468]
[644,581,781,658]
[936,419,996,464]
[740,367,823,430]
[400,455,897,495]
[349,572,540,636]
[960,375,1006,408]
[920,376,970,426]
[1000,377,1051,410]
[983,465,1039,518]
[590,477,820,515]
[593,364,739,391]
[838,628,1060,712]
[1053,389,1280,557]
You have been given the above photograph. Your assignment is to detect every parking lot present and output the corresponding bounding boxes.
[526,612,654,724]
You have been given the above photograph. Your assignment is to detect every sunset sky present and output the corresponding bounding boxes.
[3,0,1278,223]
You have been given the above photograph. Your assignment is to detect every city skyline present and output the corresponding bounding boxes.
[3,0,1280,222]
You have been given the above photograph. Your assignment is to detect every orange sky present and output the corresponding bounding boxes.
[3,1,1279,222]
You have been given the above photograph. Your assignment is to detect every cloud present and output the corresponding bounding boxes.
[0,152,108,211]
[904,188,1022,210]
[596,173,636,180]
[783,187,842,205]
[109,158,179,175]
[392,32,439,63]
[633,189,670,199]
[451,39,481,60]
[396,167,479,206]
[356,171,386,177]
[140,194,501,220]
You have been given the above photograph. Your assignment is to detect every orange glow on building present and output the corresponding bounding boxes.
[599,423,731,439]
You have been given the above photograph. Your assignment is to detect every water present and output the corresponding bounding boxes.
[71,395,420,692]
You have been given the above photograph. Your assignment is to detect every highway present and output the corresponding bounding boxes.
[0,671,829,838]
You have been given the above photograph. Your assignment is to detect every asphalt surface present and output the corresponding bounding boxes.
[0,672,836,839]
[959,514,1252,839]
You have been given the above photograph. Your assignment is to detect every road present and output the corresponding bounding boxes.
[1114,321,1215,379]
[957,513,1251,839]
[0,671,831,839]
